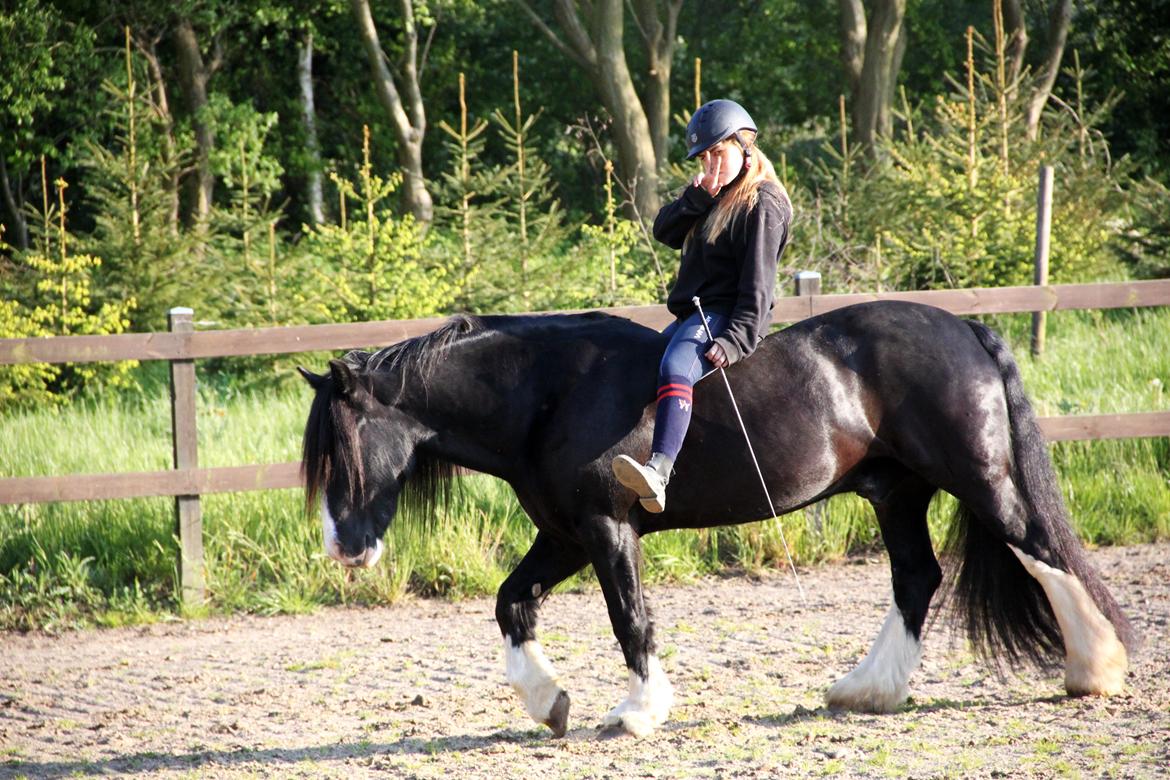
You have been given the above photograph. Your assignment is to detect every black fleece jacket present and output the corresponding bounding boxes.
[654,180,792,365]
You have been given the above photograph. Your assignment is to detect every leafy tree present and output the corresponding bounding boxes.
[513,0,685,218]
[799,26,1127,292]
[0,0,99,251]
[435,73,508,310]
[1068,0,1170,179]
[0,175,135,409]
[300,126,454,322]
[81,30,196,329]
[491,51,570,310]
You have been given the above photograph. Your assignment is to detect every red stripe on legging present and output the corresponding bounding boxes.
[657,389,694,402]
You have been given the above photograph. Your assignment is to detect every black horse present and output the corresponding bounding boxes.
[299,301,1135,738]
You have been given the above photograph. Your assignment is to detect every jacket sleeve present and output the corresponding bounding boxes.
[652,185,717,249]
[713,190,792,365]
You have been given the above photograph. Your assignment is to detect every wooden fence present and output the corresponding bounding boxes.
[2,276,1170,604]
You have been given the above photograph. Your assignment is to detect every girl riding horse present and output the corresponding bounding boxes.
[612,99,793,513]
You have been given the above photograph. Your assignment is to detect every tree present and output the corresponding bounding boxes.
[349,0,434,225]
[513,0,684,218]
[1069,0,1170,178]
[173,17,217,226]
[0,0,97,251]
[838,0,908,154]
[297,27,325,226]
[1022,0,1074,139]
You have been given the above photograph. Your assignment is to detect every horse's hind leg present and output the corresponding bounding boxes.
[580,515,673,737]
[496,531,588,737]
[951,476,1130,696]
[827,471,940,713]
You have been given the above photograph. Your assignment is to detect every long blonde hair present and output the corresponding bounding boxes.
[691,131,789,246]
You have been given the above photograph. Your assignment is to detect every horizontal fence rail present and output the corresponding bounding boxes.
[3,410,1170,508]
[3,279,1170,366]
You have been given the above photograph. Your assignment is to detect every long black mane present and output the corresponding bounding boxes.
[301,314,484,519]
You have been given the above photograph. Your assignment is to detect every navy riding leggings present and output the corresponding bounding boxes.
[652,309,730,461]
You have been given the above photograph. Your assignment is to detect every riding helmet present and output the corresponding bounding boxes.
[685,99,757,159]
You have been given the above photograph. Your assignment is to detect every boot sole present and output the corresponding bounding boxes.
[611,456,666,513]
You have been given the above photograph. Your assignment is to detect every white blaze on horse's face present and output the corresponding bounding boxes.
[321,497,384,568]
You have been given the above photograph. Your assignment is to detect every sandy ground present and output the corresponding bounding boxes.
[1,543,1167,779]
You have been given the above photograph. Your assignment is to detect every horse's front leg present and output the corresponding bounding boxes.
[496,530,587,737]
[581,516,674,737]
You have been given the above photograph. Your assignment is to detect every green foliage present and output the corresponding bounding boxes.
[0,0,98,172]
[490,53,572,312]
[80,33,195,330]
[572,215,662,308]
[435,74,509,309]
[205,98,310,329]
[300,127,454,322]
[1113,176,1170,279]
[796,31,1130,292]
[0,176,136,409]
[1069,0,1170,179]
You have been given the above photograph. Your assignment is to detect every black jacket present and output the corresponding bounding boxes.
[654,180,792,365]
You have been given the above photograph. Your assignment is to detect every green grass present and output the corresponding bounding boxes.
[1,308,1167,630]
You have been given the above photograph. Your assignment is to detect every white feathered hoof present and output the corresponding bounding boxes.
[825,672,909,714]
[1006,545,1130,699]
[600,657,674,738]
[825,604,923,713]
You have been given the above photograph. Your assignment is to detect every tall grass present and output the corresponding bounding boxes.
[1,308,1166,630]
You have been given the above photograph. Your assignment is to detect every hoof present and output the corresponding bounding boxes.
[543,690,571,738]
[606,710,657,738]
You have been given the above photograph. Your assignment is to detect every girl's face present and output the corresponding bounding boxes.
[699,141,744,187]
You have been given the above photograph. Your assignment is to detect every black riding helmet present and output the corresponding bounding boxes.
[685,99,757,159]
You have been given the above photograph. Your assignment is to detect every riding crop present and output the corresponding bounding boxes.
[692,296,806,604]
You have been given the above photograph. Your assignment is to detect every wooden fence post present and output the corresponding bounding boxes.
[168,307,204,606]
[792,271,827,535]
[1032,165,1054,357]
[793,270,822,297]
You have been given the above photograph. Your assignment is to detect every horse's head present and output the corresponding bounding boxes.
[298,357,420,568]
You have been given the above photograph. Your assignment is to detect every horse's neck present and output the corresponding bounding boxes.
[397,331,547,480]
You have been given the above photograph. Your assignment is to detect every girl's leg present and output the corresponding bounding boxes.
[651,309,728,463]
[613,310,728,512]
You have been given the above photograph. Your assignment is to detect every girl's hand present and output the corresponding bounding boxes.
[705,342,729,369]
[692,156,723,197]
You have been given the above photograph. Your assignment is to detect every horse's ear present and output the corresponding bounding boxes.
[329,359,359,397]
[297,365,328,390]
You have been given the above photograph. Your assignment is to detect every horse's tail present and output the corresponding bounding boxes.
[944,319,1137,668]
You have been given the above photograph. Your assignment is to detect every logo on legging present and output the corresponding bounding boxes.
[677,398,691,411]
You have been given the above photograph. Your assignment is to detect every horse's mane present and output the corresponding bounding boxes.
[301,315,483,518]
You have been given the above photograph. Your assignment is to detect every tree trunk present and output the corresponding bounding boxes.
[349,0,433,225]
[1025,0,1074,139]
[139,36,181,234]
[633,0,683,174]
[593,0,660,216]
[516,0,661,218]
[0,155,29,251]
[838,0,866,108]
[850,0,906,153]
[297,29,325,226]
[173,19,214,226]
[1001,0,1029,89]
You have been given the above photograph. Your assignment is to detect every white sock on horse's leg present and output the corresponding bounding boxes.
[1008,545,1128,695]
[826,601,922,713]
[601,654,674,737]
[504,638,568,729]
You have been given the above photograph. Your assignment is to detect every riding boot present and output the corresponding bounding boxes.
[612,452,674,513]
